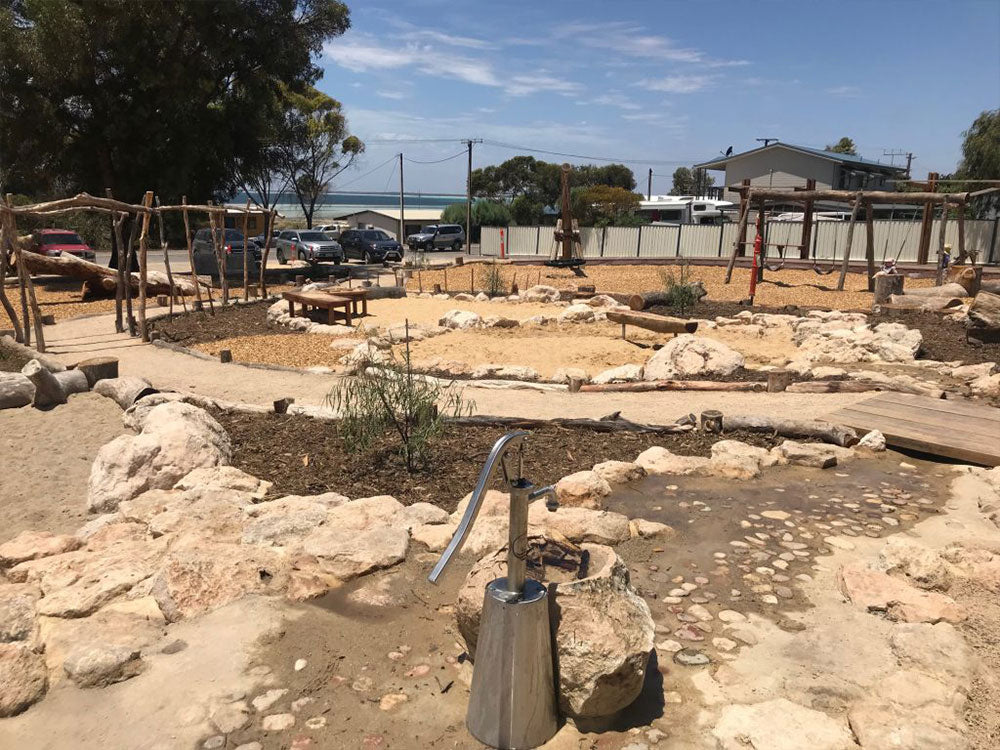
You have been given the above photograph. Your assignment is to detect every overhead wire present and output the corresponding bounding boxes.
[404,150,468,165]
[334,153,400,190]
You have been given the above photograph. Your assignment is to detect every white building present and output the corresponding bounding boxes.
[328,208,445,241]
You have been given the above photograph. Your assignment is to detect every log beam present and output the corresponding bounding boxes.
[606,310,698,334]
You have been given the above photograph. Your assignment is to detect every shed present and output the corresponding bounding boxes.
[329,208,446,241]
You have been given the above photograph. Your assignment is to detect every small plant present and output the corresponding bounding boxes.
[657,263,702,314]
[479,261,506,297]
[326,324,473,471]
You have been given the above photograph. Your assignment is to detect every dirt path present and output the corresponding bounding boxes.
[0,392,125,543]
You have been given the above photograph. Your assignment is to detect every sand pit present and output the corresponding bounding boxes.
[0,392,127,542]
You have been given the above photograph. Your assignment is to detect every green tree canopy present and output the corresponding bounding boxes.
[441,200,511,240]
[471,157,636,208]
[0,0,350,204]
[956,109,1000,216]
[825,137,858,155]
[669,167,714,196]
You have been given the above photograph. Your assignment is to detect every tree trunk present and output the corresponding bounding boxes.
[627,290,706,312]
[92,376,157,409]
[444,414,695,434]
[579,380,763,393]
[606,310,698,334]
[18,248,196,296]
[894,282,969,298]
[884,295,963,312]
[715,414,859,447]
[836,197,861,291]
[75,356,119,387]
[968,291,1000,331]
[946,265,981,296]
[873,274,904,305]
[0,373,33,409]
[23,360,87,407]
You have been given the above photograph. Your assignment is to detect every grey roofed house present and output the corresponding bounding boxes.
[694,141,908,193]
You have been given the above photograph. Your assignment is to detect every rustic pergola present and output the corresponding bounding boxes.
[0,192,277,351]
[723,185,1000,292]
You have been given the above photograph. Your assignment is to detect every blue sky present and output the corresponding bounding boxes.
[317,0,1000,195]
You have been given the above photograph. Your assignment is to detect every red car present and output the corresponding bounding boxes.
[33,228,95,261]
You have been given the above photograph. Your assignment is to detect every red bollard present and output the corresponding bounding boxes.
[748,232,762,301]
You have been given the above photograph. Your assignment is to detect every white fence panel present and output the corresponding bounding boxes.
[579,227,602,257]
[601,227,640,257]
[508,226,538,255]
[639,225,678,258]
[680,225,722,257]
[480,227,500,255]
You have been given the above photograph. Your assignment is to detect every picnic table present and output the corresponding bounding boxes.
[322,287,368,317]
[282,290,354,326]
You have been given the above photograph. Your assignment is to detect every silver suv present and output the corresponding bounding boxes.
[274,229,343,265]
[406,224,465,251]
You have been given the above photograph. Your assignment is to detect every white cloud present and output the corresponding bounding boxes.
[376,90,408,100]
[505,74,583,96]
[586,92,642,110]
[635,75,715,93]
[554,21,746,67]
[826,85,861,97]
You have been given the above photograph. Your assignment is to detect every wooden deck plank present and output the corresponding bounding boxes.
[829,393,1000,466]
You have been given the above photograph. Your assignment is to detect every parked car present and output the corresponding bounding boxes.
[406,224,465,251]
[32,228,95,261]
[250,230,280,251]
[274,229,343,265]
[191,227,261,280]
[317,222,349,239]
[338,228,404,264]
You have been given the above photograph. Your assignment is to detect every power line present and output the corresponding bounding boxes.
[382,158,398,193]
[404,150,468,165]
[366,138,464,144]
[480,139,691,166]
[334,153,400,190]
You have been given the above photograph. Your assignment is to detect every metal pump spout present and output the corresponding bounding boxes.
[426,431,560,750]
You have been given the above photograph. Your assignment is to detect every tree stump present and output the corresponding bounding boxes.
[93,376,157,409]
[41,314,56,325]
[968,291,1000,331]
[219,349,233,363]
[22,360,88,408]
[156,295,169,306]
[273,397,295,414]
[295,275,305,286]
[568,377,584,393]
[947,266,982,296]
[75,357,120,387]
[766,369,793,393]
[700,410,723,433]
[873,275,904,305]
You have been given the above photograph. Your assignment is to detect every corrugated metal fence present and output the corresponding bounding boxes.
[481,219,1000,264]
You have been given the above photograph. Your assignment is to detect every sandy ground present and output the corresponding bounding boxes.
[0,392,125,543]
[406,263,938,310]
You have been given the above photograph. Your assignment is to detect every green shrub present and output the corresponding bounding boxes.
[657,263,701,314]
[326,330,473,471]
[479,262,506,297]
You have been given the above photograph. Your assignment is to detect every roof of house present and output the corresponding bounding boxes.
[329,208,445,222]
[694,142,907,172]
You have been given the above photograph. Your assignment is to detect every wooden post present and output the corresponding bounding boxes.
[259,209,274,299]
[470,265,474,293]
[123,203,139,336]
[0,206,24,343]
[137,190,154,342]
[241,199,251,302]
[873,274,904,305]
[155,196,184,315]
[917,172,938,264]
[443,265,448,292]
[4,194,44,351]
[724,194,751,283]
[106,188,124,333]
[736,178,750,257]
[935,203,950,285]
[766,369,793,393]
[799,178,815,260]
[836,196,861,291]
[181,196,204,309]
[864,200,876,291]
[957,203,967,264]
[207,204,228,303]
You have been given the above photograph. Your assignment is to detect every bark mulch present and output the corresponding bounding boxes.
[152,300,294,346]
[213,410,784,512]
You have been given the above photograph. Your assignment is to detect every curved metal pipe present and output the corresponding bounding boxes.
[427,431,528,584]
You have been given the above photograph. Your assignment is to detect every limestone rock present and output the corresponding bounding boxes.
[559,304,596,323]
[0,643,48,717]
[772,440,851,469]
[527,501,631,546]
[712,698,857,750]
[438,309,482,330]
[643,334,744,380]
[470,364,540,381]
[298,525,409,582]
[0,531,81,568]
[874,538,953,591]
[396,502,449,530]
[0,584,39,644]
[701,454,761,480]
[584,294,621,308]
[63,641,143,687]
[635,447,709,476]
[324,496,405,532]
[847,701,968,750]
[522,285,560,303]
[710,440,778,469]
[150,543,287,622]
[890,622,974,688]
[456,544,653,719]
[87,402,232,513]
[591,364,643,384]
[35,551,160,619]
[551,367,590,385]
[592,460,645,485]
[555,470,612,510]
[410,523,455,551]
[858,430,887,451]
[969,372,1000,397]
[241,504,328,547]
[837,563,965,624]
[481,315,519,329]
[174,466,271,499]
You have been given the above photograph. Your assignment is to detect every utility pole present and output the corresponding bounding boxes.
[883,149,914,178]
[647,168,653,200]
[463,139,482,255]
[398,153,405,243]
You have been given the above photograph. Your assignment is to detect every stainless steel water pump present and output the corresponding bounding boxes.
[428,431,560,750]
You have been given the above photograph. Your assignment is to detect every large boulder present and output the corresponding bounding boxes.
[554,470,612,509]
[0,584,39,645]
[874,538,954,591]
[438,309,481,330]
[63,641,143,688]
[591,364,643,384]
[0,531,81,568]
[837,562,965,624]
[592,460,645,485]
[713,698,857,750]
[635,447,709,476]
[0,643,48,717]
[643,334,744,380]
[87,402,232,513]
[522,285,561,303]
[456,544,653,720]
[297,525,409,582]
[559,304,596,323]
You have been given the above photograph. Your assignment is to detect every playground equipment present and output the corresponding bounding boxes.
[428,432,560,750]
[547,164,585,269]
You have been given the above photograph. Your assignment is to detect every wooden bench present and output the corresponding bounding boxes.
[282,290,353,326]
[321,287,368,317]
